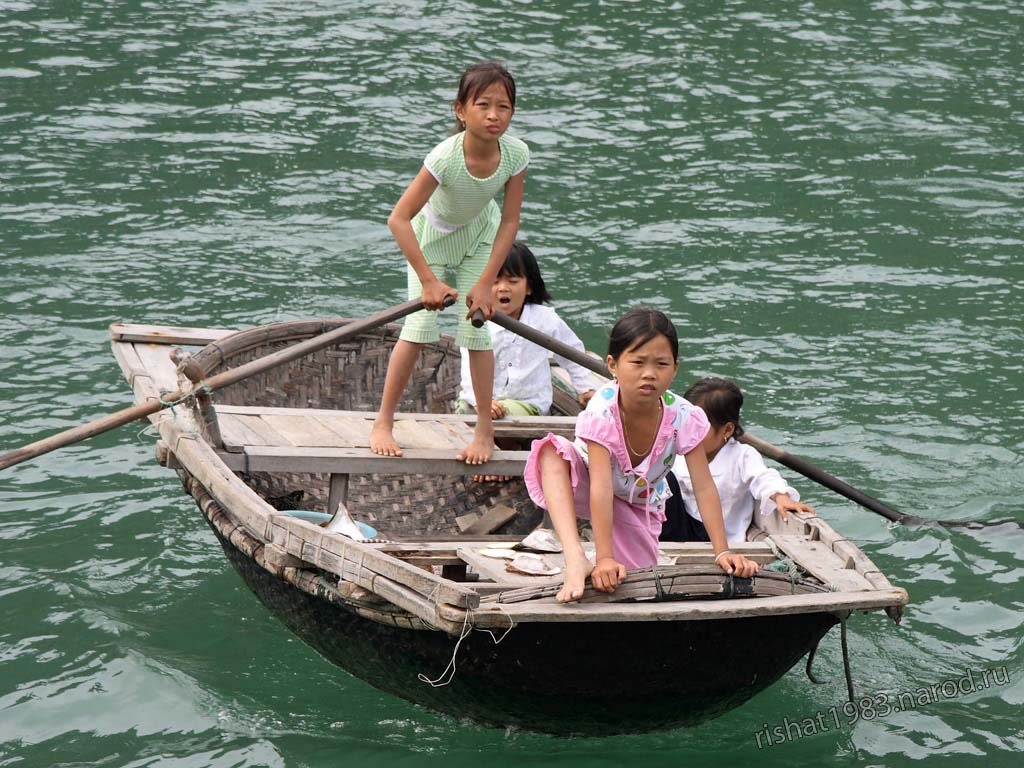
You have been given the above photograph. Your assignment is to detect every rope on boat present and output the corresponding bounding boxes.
[652,565,666,600]
[840,615,856,704]
[804,614,856,705]
[417,604,515,688]
[157,381,213,415]
[764,537,801,593]
[804,638,828,685]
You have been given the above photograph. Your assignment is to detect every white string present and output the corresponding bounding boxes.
[418,607,472,687]
[416,600,517,687]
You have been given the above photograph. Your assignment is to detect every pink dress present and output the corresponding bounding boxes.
[523,382,710,568]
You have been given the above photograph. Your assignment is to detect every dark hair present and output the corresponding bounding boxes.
[607,307,679,361]
[453,60,516,132]
[683,377,745,438]
[499,242,551,304]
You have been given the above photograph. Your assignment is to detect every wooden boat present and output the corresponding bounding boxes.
[109,317,907,736]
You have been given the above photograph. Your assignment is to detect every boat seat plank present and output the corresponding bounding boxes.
[770,535,874,591]
[217,413,271,453]
[315,414,370,447]
[261,413,349,448]
[109,322,236,346]
[219,445,530,476]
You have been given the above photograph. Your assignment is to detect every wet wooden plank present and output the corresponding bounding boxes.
[233,414,293,446]
[216,413,270,453]
[440,587,909,625]
[262,413,347,448]
[131,342,182,392]
[770,535,874,592]
[230,445,529,476]
[458,547,562,587]
[109,322,235,346]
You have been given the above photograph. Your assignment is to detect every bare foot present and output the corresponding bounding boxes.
[457,424,495,465]
[369,421,402,457]
[556,545,593,603]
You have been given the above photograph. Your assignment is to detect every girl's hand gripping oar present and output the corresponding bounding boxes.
[0,296,454,472]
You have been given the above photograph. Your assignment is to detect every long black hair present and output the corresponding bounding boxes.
[500,242,551,304]
[607,307,679,360]
[683,377,746,438]
[453,61,516,132]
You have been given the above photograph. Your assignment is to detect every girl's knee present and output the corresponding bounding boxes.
[538,442,570,472]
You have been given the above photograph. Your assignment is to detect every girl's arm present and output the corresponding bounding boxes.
[741,447,815,522]
[465,170,526,320]
[387,167,454,309]
[585,440,627,592]
[684,447,759,578]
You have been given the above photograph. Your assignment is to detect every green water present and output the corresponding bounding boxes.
[1,1,1021,765]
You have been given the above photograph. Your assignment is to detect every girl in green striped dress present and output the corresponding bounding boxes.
[370,61,530,465]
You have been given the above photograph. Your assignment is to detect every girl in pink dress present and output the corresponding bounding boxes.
[524,308,760,602]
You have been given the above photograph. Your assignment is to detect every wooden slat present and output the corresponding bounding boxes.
[215,404,577,430]
[761,535,872,591]
[109,322,236,346]
[233,415,292,446]
[439,587,909,626]
[228,446,529,476]
[217,413,270,453]
[316,414,370,447]
[462,503,518,535]
[458,548,563,587]
[262,413,347,448]
[131,342,183,392]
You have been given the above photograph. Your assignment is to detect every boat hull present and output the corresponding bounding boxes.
[214,524,839,736]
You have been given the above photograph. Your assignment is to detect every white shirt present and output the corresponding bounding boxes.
[458,303,594,415]
[672,439,799,544]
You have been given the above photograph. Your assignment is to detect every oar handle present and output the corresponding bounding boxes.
[0,296,453,472]
[473,307,907,523]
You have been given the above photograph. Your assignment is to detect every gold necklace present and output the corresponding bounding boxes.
[622,403,661,458]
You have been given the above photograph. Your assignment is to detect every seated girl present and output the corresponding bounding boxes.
[660,377,815,544]
[524,309,760,603]
[456,242,595,419]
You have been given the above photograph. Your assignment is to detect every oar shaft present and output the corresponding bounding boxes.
[0,297,439,472]
[738,433,905,523]
[474,308,905,522]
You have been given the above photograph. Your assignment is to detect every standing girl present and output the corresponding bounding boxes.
[524,309,760,603]
[370,61,529,465]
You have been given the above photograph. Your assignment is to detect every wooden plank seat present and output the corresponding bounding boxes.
[211,404,576,477]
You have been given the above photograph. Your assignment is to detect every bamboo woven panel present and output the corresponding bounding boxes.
[195,322,568,536]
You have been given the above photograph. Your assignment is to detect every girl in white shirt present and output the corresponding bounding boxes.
[660,377,815,544]
[457,242,595,417]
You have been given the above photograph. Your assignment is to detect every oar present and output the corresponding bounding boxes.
[0,297,451,472]
[470,309,926,525]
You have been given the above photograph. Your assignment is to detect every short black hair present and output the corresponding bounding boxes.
[683,377,745,438]
[500,242,551,304]
[607,307,679,361]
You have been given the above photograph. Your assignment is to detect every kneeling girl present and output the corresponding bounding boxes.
[523,308,759,603]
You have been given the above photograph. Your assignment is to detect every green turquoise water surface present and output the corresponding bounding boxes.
[1,1,1021,766]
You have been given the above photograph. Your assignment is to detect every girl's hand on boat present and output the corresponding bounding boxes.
[577,389,595,407]
[591,556,627,593]
[717,553,759,579]
[465,282,494,321]
[422,278,457,311]
[490,400,507,419]
[773,494,816,522]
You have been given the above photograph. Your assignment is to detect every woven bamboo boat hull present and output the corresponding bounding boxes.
[109,317,908,735]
